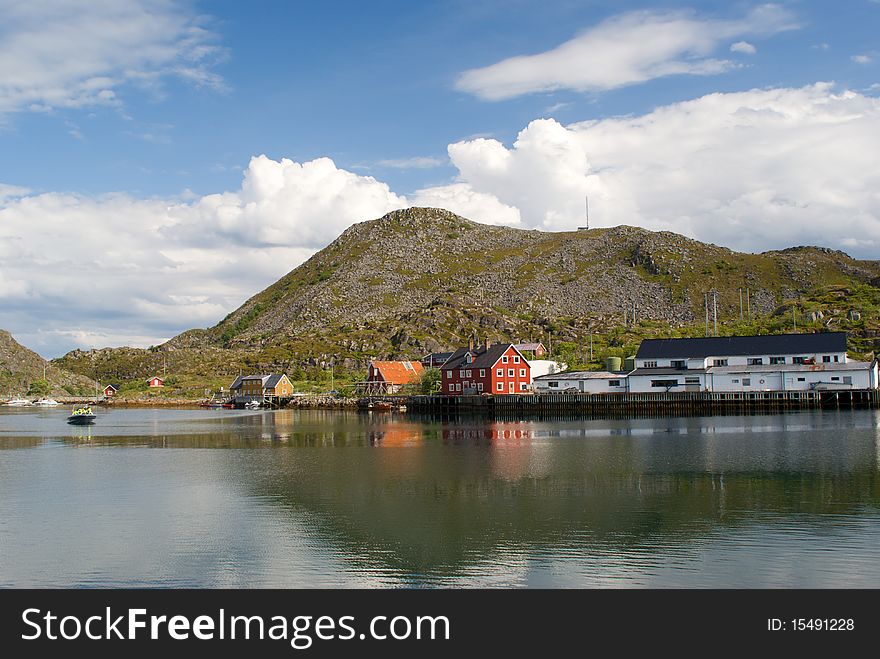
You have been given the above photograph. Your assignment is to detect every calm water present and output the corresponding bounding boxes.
[1,406,879,588]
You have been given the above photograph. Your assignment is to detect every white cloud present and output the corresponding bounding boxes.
[412,183,521,226]
[424,83,880,255]
[0,0,225,115]
[456,5,799,100]
[0,156,406,356]
[730,41,757,55]
[852,54,872,64]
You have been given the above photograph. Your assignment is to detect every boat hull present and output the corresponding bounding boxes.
[66,415,96,425]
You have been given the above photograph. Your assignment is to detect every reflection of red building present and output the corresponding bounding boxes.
[442,422,533,444]
[440,342,531,395]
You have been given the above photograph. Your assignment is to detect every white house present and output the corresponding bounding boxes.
[627,332,877,393]
[533,371,628,394]
[527,359,567,379]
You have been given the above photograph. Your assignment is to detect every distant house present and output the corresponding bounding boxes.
[421,352,454,369]
[514,342,547,359]
[147,376,164,388]
[363,361,425,394]
[230,374,294,399]
[102,384,121,397]
[441,341,531,396]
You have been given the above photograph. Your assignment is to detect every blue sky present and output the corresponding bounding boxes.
[1,0,878,357]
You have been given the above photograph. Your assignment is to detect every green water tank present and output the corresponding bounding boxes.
[605,356,623,372]
[624,356,636,371]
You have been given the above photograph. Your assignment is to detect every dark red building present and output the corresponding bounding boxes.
[440,342,531,395]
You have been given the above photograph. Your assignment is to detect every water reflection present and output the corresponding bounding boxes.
[0,408,879,587]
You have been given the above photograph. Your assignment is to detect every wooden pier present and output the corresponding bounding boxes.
[408,389,879,418]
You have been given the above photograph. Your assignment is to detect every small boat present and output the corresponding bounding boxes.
[244,400,262,410]
[5,396,31,406]
[35,398,60,407]
[67,406,96,425]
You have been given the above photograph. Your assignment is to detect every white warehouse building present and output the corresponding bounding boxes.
[628,332,877,393]
[532,332,878,394]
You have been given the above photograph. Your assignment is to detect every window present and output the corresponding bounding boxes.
[685,377,700,385]
[509,369,514,377]
[651,379,679,388]
[460,370,465,378]
[502,356,509,363]
[792,357,805,365]
[713,359,728,367]
[513,356,520,364]
[477,383,483,392]
[743,378,751,386]
[496,383,503,391]
[456,383,462,391]
[671,360,686,369]
[548,382,559,388]
[520,383,528,391]
[519,369,526,377]
[445,371,451,379]
[770,357,785,365]
[831,377,840,381]
[479,369,485,377]
[448,383,454,391]
[497,369,503,377]
[608,380,621,387]
[823,356,831,363]
[465,370,472,377]
[732,379,739,383]
[834,355,840,363]
[643,361,658,368]
[797,377,805,382]
[466,354,473,363]
[843,376,852,385]
[748,358,763,366]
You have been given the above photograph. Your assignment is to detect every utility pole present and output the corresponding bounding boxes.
[585,195,590,230]
[589,332,593,363]
[746,287,751,322]
[705,293,709,337]
[712,290,718,337]
[793,305,797,332]
[739,288,744,322]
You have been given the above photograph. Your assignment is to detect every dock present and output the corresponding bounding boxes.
[408,389,879,418]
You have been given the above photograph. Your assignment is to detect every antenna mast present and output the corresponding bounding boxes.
[585,195,590,230]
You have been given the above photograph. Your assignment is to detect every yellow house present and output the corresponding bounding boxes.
[230,374,293,398]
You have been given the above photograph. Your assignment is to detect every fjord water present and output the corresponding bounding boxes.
[1,407,879,588]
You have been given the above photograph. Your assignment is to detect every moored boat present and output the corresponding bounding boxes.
[5,396,31,406]
[35,398,60,407]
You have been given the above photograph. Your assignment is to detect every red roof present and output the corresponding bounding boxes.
[371,361,424,385]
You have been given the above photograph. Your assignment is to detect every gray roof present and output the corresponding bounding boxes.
[514,342,545,351]
[442,343,522,370]
[636,332,847,360]
[708,361,872,374]
[230,373,286,389]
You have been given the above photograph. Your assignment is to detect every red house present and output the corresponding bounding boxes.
[147,376,165,388]
[440,342,531,396]
[103,384,120,397]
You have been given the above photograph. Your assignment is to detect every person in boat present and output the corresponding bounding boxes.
[72,406,93,415]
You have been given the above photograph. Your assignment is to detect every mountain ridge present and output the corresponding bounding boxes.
[53,207,880,385]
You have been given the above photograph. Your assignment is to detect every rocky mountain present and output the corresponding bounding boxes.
[56,207,880,382]
[0,330,96,397]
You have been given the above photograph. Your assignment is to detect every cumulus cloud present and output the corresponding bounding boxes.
[422,83,880,254]
[0,0,225,115]
[730,41,757,55]
[851,54,872,64]
[0,156,405,356]
[456,5,798,100]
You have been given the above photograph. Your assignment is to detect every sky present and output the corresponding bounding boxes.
[1,0,878,358]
